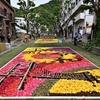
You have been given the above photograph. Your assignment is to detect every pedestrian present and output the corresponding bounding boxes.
[78,33,82,39]
[0,34,5,42]
[38,33,40,38]
[7,32,11,43]
[33,34,35,40]
[74,33,78,45]
[54,33,57,38]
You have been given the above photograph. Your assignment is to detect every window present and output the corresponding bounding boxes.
[20,23,22,26]
[76,0,78,5]
[10,13,12,20]
[4,8,7,16]
[0,23,2,26]
[89,10,93,14]
[6,0,11,4]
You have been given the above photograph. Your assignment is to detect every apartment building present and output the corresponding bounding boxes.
[61,0,95,38]
[0,0,16,42]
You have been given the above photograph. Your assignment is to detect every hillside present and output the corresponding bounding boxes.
[13,7,25,18]
[13,0,57,27]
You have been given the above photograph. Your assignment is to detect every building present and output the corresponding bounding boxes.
[15,17,26,27]
[61,0,95,39]
[15,17,33,34]
[0,0,16,41]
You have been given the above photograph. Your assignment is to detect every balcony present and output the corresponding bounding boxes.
[5,13,11,22]
[11,17,15,24]
[75,13,85,23]
[0,7,5,18]
[71,0,85,16]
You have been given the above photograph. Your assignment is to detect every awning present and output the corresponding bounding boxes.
[86,24,92,29]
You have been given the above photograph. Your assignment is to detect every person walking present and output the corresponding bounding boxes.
[7,32,11,43]
[54,33,57,38]
[74,33,78,45]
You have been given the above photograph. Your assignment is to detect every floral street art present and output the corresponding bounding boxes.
[40,36,54,38]
[0,47,100,97]
[34,39,58,43]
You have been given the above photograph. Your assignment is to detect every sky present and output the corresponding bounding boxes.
[11,0,50,8]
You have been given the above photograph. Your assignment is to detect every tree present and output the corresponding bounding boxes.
[81,0,100,22]
[49,25,53,34]
[33,16,42,34]
[52,0,62,35]
[17,0,35,34]
[40,25,47,33]
[60,0,74,38]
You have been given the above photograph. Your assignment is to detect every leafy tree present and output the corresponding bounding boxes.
[14,0,58,29]
[81,0,100,22]
[40,25,47,33]
[33,16,42,34]
[60,0,75,38]
[49,25,53,34]
[17,0,35,34]
[52,0,62,35]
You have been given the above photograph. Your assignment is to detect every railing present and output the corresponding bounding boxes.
[0,7,15,23]
[71,0,84,15]
[11,17,15,23]
[75,13,85,22]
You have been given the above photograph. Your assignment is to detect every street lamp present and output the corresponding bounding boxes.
[72,17,75,39]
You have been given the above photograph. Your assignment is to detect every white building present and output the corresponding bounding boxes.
[15,17,26,27]
[61,0,95,40]
[15,17,33,34]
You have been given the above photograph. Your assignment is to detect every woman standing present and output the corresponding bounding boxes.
[7,32,11,43]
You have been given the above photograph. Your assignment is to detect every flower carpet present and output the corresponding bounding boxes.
[34,39,58,43]
[0,47,100,97]
[40,36,54,38]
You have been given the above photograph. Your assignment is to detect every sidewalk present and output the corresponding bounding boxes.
[0,40,24,55]
[63,38,100,56]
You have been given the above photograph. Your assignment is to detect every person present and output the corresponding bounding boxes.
[38,33,40,38]
[54,33,57,38]
[0,34,5,42]
[33,34,35,40]
[78,33,82,39]
[7,32,11,43]
[74,33,78,45]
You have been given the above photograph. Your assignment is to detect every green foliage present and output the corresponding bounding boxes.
[33,0,57,27]
[13,0,57,28]
[31,30,36,35]
[49,25,53,34]
[13,7,25,17]
[84,43,93,51]
[19,25,26,30]
[40,25,47,33]
[17,0,35,34]
[84,37,100,51]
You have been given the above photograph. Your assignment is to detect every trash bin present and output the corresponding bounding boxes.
[0,43,6,52]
